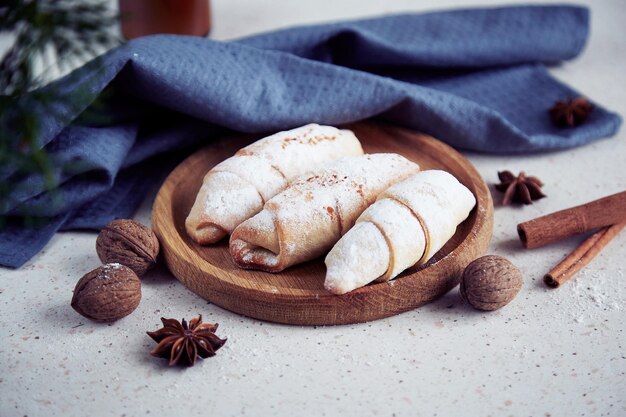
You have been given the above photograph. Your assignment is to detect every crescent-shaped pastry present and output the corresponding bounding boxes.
[185,124,363,244]
[324,170,476,294]
[229,154,420,272]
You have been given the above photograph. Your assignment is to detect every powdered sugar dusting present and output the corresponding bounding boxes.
[358,198,426,280]
[380,170,475,263]
[213,154,286,201]
[99,263,124,279]
[549,267,625,323]
[205,174,262,219]
[186,171,263,238]
[325,222,390,294]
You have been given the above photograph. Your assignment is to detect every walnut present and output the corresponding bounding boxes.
[96,219,159,277]
[71,263,142,322]
[460,255,523,311]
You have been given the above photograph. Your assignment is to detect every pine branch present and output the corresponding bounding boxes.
[1,0,120,94]
[0,0,120,220]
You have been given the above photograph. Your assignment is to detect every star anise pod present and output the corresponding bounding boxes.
[495,170,546,206]
[549,96,593,127]
[147,315,226,366]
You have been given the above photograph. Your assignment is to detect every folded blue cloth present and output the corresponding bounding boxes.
[0,5,621,268]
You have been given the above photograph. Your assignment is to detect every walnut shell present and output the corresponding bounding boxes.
[96,219,159,277]
[460,255,522,311]
[71,263,142,322]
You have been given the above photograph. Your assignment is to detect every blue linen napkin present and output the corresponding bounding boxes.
[0,5,621,268]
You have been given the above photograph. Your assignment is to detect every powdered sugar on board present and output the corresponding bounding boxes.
[547,267,625,323]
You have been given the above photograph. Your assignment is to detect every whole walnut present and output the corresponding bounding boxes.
[460,255,523,311]
[71,263,142,322]
[96,219,159,277]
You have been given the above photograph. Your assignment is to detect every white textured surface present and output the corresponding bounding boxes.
[1,1,625,416]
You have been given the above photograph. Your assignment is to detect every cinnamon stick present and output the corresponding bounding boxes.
[544,221,626,288]
[517,191,626,249]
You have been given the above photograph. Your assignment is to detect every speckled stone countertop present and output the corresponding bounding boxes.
[1,1,625,416]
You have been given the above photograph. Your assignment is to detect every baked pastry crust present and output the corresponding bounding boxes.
[325,170,476,294]
[185,124,363,244]
[229,154,420,272]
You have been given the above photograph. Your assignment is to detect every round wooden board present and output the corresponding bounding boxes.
[152,121,493,325]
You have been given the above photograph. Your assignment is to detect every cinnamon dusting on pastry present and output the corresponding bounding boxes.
[280,134,337,149]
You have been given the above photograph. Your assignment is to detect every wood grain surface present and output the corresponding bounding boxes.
[152,121,493,325]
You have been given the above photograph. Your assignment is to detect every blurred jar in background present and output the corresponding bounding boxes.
[119,0,211,39]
